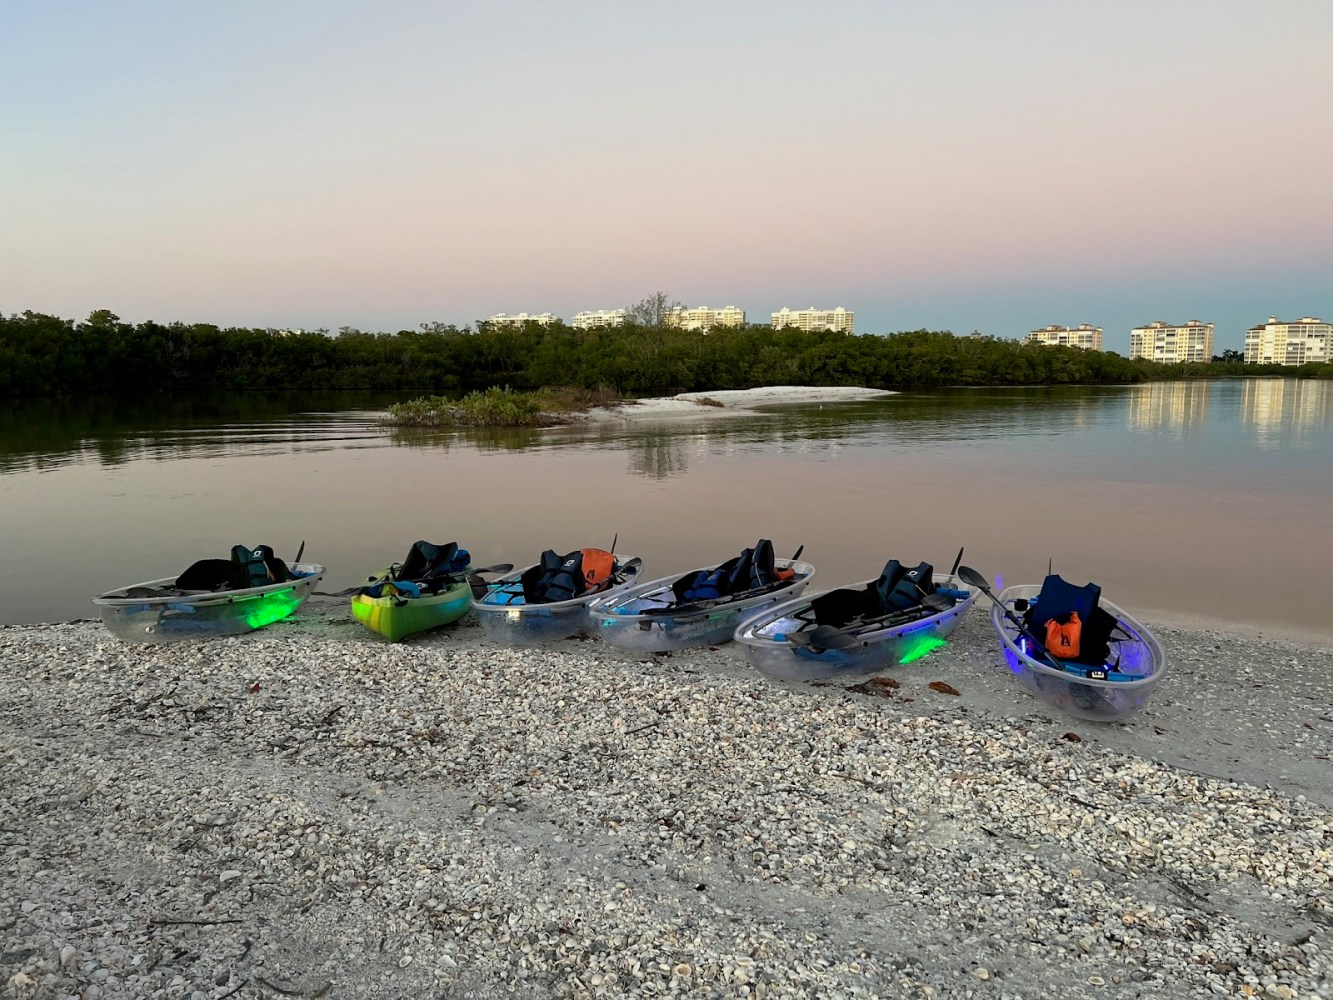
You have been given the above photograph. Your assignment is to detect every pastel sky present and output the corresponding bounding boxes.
[3,1,1331,353]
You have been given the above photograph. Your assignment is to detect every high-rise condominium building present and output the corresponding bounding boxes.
[1129,320,1214,362]
[486,312,560,327]
[571,309,627,330]
[1244,316,1332,365]
[1025,324,1104,351]
[666,305,746,330]
[771,307,854,333]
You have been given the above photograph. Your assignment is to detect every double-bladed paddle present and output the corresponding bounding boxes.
[787,592,954,650]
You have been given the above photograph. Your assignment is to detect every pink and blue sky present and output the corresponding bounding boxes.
[2,1,1330,353]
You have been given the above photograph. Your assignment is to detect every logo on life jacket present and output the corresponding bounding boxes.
[1045,611,1082,659]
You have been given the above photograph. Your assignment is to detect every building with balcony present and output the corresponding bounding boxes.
[486,312,560,327]
[1243,316,1332,365]
[1025,324,1104,351]
[571,309,627,330]
[1129,320,1214,362]
[771,307,854,333]
[666,305,746,330]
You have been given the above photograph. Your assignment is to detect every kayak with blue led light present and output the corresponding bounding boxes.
[982,573,1167,723]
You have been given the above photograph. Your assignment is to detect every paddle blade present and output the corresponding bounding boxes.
[956,565,989,590]
[921,592,953,611]
[806,625,860,650]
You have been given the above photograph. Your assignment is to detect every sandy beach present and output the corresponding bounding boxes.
[2,604,1329,1000]
[583,387,899,423]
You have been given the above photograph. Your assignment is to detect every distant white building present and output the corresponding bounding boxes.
[667,305,746,330]
[1129,320,1214,362]
[487,312,560,327]
[771,307,854,333]
[571,309,627,330]
[1244,316,1332,365]
[1025,324,1104,351]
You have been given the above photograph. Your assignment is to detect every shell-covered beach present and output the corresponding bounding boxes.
[2,609,1329,999]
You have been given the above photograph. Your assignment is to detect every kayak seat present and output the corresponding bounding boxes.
[671,539,787,605]
[175,544,292,592]
[812,558,935,627]
[1023,574,1117,665]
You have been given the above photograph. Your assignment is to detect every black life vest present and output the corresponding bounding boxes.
[521,550,586,604]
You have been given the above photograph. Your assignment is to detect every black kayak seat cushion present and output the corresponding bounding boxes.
[812,558,935,627]
[175,544,292,592]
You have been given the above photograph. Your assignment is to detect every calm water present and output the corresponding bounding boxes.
[2,381,1330,640]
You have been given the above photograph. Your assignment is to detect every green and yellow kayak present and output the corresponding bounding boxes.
[350,574,472,643]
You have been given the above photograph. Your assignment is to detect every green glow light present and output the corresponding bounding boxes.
[242,589,301,629]
[897,635,948,664]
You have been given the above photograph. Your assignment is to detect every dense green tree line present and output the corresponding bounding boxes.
[1,309,1328,398]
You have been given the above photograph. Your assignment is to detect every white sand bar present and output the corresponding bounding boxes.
[1,610,1329,998]
[586,385,897,422]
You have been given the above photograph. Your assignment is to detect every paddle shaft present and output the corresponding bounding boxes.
[957,566,1066,672]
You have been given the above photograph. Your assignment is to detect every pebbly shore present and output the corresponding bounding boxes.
[1,606,1329,1000]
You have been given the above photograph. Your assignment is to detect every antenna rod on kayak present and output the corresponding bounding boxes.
[296,540,305,563]
[610,532,618,553]
[951,546,964,576]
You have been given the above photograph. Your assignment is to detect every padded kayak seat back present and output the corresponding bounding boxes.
[812,558,934,627]
[672,539,785,604]
[175,544,292,592]
[397,540,469,582]
[1023,574,1117,665]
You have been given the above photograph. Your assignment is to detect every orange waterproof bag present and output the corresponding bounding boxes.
[580,548,616,593]
[1045,611,1082,659]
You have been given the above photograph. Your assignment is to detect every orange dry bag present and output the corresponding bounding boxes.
[1045,611,1082,659]
[580,548,616,593]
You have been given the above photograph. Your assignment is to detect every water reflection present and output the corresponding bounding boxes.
[2,382,1330,635]
[630,430,689,478]
[1242,379,1329,450]
[1126,382,1212,438]
[0,391,399,475]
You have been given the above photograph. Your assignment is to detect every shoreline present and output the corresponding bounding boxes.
[2,609,1329,999]
[583,385,899,423]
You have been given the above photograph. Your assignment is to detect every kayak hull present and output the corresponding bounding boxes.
[471,554,643,646]
[734,573,978,681]
[351,578,472,642]
[990,584,1166,722]
[588,559,816,652]
[92,563,325,644]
